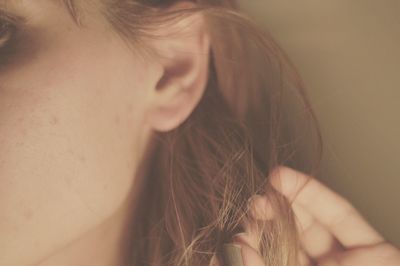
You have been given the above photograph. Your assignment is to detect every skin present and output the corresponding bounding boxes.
[225,166,400,266]
[1,1,398,266]
[0,0,209,265]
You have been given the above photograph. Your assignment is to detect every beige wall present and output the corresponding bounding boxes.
[238,0,400,245]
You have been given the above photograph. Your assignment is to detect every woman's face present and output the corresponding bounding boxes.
[0,1,160,264]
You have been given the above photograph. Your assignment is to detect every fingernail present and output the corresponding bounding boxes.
[222,243,244,266]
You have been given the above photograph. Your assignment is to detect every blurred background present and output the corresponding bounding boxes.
[238,0,400,245]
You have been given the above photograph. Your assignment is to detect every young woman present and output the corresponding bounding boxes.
[0,0,398,265]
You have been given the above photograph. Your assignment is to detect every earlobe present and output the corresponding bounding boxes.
[146,81,193,132]
[144,1,210,132]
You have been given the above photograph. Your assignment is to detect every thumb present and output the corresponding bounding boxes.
[226,233,265,266]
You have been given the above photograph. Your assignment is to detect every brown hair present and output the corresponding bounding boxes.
[64,0,323,265]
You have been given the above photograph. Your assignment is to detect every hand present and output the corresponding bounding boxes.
[215,166,400,266]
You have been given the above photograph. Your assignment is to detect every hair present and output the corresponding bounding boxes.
[64,0,323,265]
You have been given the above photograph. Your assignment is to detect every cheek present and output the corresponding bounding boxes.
[0,35,149,264]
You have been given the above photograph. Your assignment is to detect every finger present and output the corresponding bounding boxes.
[209,254,221,266]
[293,202,343,259]
[248,194,343,260]
[232,232,315,266]
[269,166,384,248]
[238,204,315,266]
[247,194,275,221]
[231,234,266,266]
[298,248,313,266]
[319,243,400,266]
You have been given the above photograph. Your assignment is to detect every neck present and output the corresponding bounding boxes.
[35,197,136,266]
[34,132,157,266]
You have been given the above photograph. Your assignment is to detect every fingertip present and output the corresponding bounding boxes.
[269,166,311,201]
[247,195,275,221]
[230,240,266,266]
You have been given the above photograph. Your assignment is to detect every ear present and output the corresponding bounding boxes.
[143,1,211,132]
